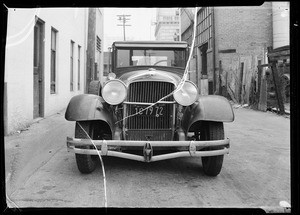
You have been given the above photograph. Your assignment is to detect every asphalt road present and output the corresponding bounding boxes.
[4,107,290,209]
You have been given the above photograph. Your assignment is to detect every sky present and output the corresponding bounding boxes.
[103,8,157,51]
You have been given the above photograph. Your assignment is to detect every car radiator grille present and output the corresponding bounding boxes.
[127,81,174,103]
[125,81,174,141]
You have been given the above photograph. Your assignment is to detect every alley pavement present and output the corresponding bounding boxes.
[4,106,290,210]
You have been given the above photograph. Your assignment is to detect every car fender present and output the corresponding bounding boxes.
[181,95,234,132]
[65,94,115,132]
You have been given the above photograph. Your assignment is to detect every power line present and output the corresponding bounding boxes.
[117,14,131,41]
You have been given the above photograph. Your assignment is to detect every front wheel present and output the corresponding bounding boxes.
[200,121,225,177]
[75,122,97,174]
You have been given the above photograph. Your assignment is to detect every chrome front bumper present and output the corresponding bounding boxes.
[66,137,230,162]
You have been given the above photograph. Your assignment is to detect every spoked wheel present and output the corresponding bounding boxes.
[199,121,225,177]
[75,122,97,174]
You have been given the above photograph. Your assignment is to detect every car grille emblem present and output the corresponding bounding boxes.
[145,135,152,141]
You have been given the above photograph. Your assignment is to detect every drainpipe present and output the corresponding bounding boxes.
[212,7,216,94]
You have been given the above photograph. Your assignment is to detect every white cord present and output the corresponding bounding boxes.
[77,122,107,208]
[77,8,198,207]
[177,7,198,91]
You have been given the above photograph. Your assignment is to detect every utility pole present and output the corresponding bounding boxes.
[86,8,96,93]
[117,15,131,41]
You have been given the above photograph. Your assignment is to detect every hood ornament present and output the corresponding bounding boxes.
[146,69,156,78]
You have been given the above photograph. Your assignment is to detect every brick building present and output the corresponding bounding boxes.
[181,2,275,103]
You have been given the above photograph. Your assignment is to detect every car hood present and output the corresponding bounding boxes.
[119,68,183,86]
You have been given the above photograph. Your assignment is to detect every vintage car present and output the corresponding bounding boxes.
[65,41,234,176]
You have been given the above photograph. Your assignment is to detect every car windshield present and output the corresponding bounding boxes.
[116,48,186,68]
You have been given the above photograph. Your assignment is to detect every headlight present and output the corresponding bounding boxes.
[102,79,127,105]
[174,81,198,106]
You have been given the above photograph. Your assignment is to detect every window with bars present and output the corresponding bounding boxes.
[78,45,81,90]
[96,36,101,53]
[70,40,74,91]
[196,7,212,49]
[50,28,57,94]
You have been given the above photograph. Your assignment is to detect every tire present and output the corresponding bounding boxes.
[88,80,101,96]
[200,121,225,177]
[75,122,97,174]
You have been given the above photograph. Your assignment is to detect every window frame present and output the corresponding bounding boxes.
[77,45,81,91]
[116,47,187,69]
[70,40,74,91]
[50,27,58,94]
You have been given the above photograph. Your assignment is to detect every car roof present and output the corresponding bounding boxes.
[112,41,188,49]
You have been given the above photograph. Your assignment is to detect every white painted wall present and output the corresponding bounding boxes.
[5,8,88,134]
[5,9,36,132]
[155,8,180,41]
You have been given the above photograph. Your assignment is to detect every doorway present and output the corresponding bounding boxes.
[33,18,45,118]
[197,43,209,94]
[200,43,208,77]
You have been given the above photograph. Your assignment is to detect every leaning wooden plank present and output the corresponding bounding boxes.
[227,85,238,104]
[270,61,285,115]
[258,77,267,111]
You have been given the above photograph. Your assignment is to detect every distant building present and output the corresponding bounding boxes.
[103,51,112,77]
[104,35,135,51]
[4,8,104,135]
[104,36,123,51]
[181,8,194,45]
[155,8,180,41]
[180,2,285,105]
[180,8,196,84]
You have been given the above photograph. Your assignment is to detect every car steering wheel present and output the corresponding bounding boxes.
[153,60,168,66]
